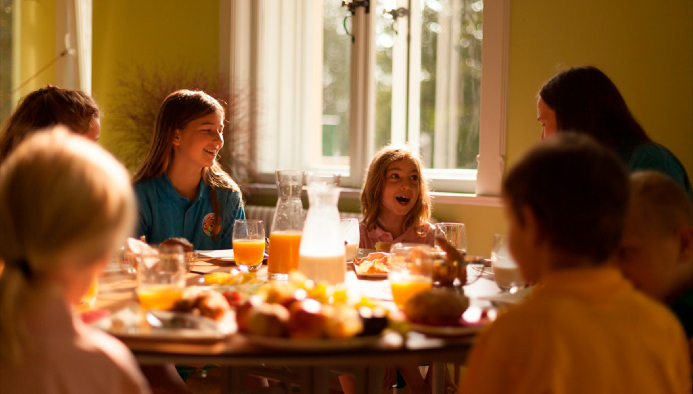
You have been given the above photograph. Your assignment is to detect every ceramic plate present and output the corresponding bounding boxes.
[197,249,235,261]
[245,334,381,351]
[92,305,236,342]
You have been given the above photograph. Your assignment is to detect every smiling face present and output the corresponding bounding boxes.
[172,111,224,169]
[537,97,558,139]
[380,158,420,218]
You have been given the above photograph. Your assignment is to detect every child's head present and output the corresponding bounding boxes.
[0,127,135,363]
[502,132,629,282]
[0,85,101,162]
[361,145,431,232]
[617,171,693,302]
[537,66,649,147]
[133,89,236,187]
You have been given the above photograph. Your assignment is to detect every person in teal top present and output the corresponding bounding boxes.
[134,173,244,249]
[133,90,245,250]
[536,65,692,201]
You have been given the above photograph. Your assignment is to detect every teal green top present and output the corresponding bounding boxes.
[616,141,692,201]
[133,173,245,250]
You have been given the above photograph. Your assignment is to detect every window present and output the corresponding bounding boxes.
[221,0,508,197]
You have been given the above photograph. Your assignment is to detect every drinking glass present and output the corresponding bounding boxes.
[233,219,266,272]
[341,218,360,262]
[490,234,524,291]
[268,170,305,280]
[388,244,433,309]
[136,251,186,310]
[436,222,467,254]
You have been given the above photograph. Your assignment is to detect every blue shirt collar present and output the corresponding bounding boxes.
[154,173,210,202]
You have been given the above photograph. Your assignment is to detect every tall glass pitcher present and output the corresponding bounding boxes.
[298,173,345,284]
[267,170,305,280]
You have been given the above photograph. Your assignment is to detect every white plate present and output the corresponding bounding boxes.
[409,321,487,337]
[477,286,533,306]
[197,249,235,261]
[245,334,381,351]
[92,305,236,342]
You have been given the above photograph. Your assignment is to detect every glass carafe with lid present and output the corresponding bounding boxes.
[298,173,345,284]
[267,170,305,280]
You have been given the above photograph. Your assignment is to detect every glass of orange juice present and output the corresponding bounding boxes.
[267,230,302,280]
[388,244,434,309]
[233,219,266,272]
[136,251,186,310]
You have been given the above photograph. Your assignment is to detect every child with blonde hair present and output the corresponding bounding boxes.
[133,89,245,249]
[0,85,101,162]
[359,145,434,249]
[618,171,693,340]
[0,128,150,393]
[459,133,690,393]
[343,145,442,393]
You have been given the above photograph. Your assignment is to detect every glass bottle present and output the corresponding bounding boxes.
[298,173,345,284]
[267,170,305,280]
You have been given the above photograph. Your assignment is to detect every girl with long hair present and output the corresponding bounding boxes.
[359,145,435,249]
[133,89,245,249]
[537,65,691,199]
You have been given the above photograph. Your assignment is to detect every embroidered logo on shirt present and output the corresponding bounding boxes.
[202,213,216,237]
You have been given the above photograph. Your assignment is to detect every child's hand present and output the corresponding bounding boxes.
[435,235,464,262]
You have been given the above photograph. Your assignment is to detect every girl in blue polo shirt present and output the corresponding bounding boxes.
[132,89,245,250]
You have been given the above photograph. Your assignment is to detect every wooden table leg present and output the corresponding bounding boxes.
[431,362,445,394]
[220,366,247,394]
[298,366,329,394]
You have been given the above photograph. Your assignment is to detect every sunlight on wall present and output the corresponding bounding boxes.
[17,0,56,98]
[92,0,219,163]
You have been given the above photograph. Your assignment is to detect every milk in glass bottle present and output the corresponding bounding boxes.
[298,173,345,284]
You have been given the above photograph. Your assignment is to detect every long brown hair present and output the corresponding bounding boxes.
[360,145,432,235]
[539,66,650,149]
[0,85,100,162]
[132,90,241,239]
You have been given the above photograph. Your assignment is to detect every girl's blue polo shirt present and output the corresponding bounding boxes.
[133,174,245,250]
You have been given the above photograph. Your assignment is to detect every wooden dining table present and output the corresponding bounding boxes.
[85,255,502,394]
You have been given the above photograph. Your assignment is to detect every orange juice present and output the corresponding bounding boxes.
[137,285,183,310]
[80,276,98,306]
[391,277,432,308]
[268,231,302,275]
[233,239,265,267]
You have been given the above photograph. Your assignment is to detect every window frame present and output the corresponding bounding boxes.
[220,0,508,204]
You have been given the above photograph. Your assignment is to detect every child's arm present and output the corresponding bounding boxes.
[220,190,246,249]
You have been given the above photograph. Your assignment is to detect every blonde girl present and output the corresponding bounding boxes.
[0,85,101,162]
[359,145,434,249]
[133,89,245,250]
[0,128,150,393]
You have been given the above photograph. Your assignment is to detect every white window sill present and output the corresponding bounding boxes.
[246,183,503,208]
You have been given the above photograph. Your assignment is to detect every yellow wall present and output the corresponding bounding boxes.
[14,0,56,101]
[92,0,220,156]
[506,0,693,171]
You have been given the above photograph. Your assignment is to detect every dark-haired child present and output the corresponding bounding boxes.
[618,171,693,353]
[459,133,690,393]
